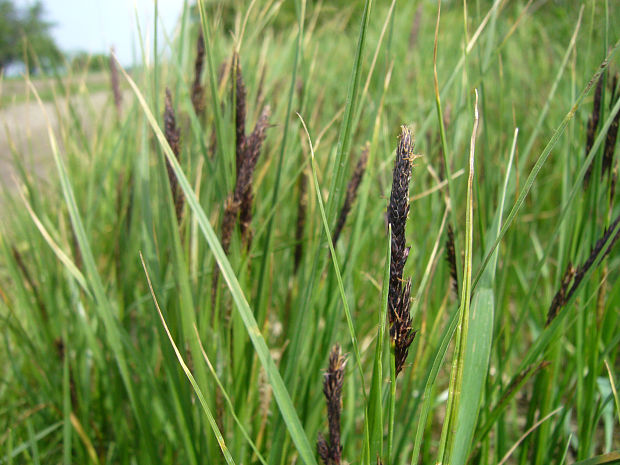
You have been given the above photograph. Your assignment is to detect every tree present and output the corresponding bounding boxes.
[0,0,20,71]
[0,0,61,73]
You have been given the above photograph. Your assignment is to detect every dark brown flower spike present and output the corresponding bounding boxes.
[602,73,619,179]
[233,52,247,176]
[191,30,206,116]
[409,4,423,49]
[238,106,271,247]
[446,224,459,299]
[109,48,122,120]
[164,88,183,222]
[212,106,270,302]
[584,72,604,188]
[387,126,417,377]
[546,211,620,326]
[332,143,369,247]
[317,345,347,465]
[294,171,307,274]
[545,263,576,326]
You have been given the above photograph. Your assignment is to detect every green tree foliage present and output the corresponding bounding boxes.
[0,0,61,73]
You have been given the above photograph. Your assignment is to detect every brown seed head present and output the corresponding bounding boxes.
[238,105,271,247]
[602,73,619,179]
[317,345,347,465]
[584,72,604,188]
[109,48,122,119]
[446,224,459,299]
[547,212,620,325]
[545,263,576,327]
[409,4,423,49]
[387,126,416,377]
[191,30,206,116]
[294,172,307,273]
[332,143,370,246]
[234,52,247,175]
[164,88,183,221]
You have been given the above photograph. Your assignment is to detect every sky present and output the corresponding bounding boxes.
[15,0,185,67]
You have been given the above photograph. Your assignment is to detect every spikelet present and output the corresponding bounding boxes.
[602,73,619,179]
[317,345,347,465]
[387,126,417,377]
[446,224,459,299]
[332,143,369,247]
[233,52,247,176]
[109,47,122,119]
[584,73,604,188]
[294,171,307,273]
[191,30,206,116]
[163,88,183,222]
[546,212,620,326]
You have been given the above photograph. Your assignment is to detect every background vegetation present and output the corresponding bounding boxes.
[1,0,619,464]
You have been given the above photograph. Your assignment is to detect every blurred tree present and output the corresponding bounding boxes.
[0,0,20,72]
[0,0,61,73]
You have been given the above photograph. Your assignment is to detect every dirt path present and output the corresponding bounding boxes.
[0,90,111,192]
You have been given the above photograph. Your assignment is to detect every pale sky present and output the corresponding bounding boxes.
[15,0,184,67]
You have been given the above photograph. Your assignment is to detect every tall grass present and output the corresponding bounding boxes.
[1,0,619,464]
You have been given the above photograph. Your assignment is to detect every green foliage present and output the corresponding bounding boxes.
[0,0,61,73]
[1,1,619,464]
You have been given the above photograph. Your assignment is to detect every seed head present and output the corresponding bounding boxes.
[191,30,206,116]
[317,345,347,465]
[387,126,416,377]
[446,224,459,299]
[109,48,122,119]
[294,172,307,273]
[238,105,271,247]
[584,72,604,188]
[602,73,619,179]
[164,88,183,221]
[332,143,369,247]
[234,52,247,176]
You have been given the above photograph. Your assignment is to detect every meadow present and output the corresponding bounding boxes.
[1,0,619,464]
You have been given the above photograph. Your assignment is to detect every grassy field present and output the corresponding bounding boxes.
[1,0,619,464]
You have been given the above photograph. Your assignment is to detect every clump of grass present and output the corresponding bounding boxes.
[387,126,416,377]
[317,345,347,465]
[2,2,619,464]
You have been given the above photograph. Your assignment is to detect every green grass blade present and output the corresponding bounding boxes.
[0,423,62,464]
[140,254,236,465]
[438,89,479,464]
[571,452,620,465]
[366,226,391,463]
[448,287,494,465]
